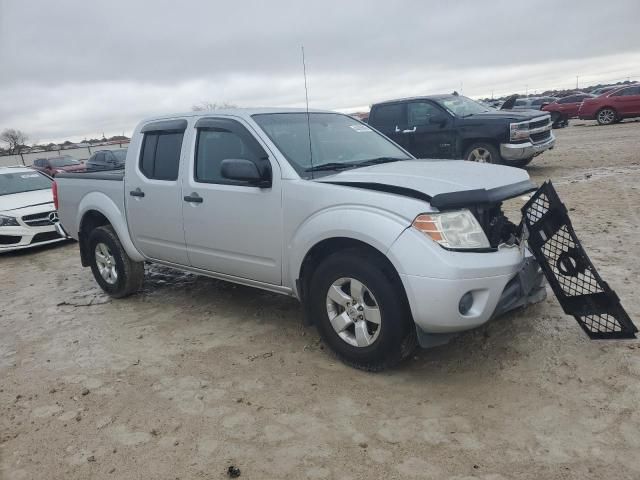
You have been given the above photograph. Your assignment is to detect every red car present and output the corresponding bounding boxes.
[578,84,640,125]
[542,93,595,127]
[32,155,86,176]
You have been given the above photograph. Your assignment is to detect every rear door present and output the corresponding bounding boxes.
[405,100,456,158]
[181,116,283,285]
[368,103,409,149]
[125,119,189,265]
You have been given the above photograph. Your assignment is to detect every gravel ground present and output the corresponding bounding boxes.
[1,120,639,480]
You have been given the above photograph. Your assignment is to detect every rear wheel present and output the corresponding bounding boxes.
[596,108,617,125]
[464,142,500,164]
[550,112,564,128]
[308,249,416,371]
[88,226,144,298]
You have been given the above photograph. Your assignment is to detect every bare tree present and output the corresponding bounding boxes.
[0,128,29,154]
[191,101,237,111]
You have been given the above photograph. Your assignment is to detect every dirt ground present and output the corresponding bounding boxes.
[1,120,640,480]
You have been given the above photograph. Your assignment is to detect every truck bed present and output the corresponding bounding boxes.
[55,169,126,239]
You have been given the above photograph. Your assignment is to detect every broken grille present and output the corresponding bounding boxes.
[522,181,637,339]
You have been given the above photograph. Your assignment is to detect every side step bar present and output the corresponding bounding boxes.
[522,181,637,339]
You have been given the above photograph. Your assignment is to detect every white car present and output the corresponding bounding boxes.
[0,166,68,252]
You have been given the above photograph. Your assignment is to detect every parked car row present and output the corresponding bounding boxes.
[31,149,128,176]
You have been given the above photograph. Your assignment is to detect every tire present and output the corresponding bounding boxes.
[88,225,144,298]
[464,142,501,164]
[596,107,617,125]
[550,112,563,128]
[308,248,416,371]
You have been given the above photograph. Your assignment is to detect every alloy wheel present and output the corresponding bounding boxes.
[95,242,118,285]
[598,109,615,125]
[325,277,381,347]
[467,147,492,163]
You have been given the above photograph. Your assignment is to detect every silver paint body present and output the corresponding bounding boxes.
[57,108,534,333]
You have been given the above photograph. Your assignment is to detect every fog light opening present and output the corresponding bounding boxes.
[459,292,474,315]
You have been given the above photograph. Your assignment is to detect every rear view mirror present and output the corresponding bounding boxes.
[221,158,271,187]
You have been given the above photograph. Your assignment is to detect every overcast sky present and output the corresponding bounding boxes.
[1,0,639,144]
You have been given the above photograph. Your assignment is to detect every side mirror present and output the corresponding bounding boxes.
[428,115,448,126]
[221,158,271,187]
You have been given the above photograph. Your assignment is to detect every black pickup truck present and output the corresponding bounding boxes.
[367,94,555,167]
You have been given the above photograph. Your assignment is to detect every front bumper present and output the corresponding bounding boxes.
[0,223,68,253]
[400,249,546,339]
[500,134,555,161]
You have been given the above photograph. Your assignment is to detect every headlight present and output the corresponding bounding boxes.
[510,122,530,141]
[0,214,19,227]
[413,210,490,250]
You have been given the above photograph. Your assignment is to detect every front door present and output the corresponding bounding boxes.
[610,86,640,115]
[181,117,283,285]
[125,119,189,265]
[404,101,456,158]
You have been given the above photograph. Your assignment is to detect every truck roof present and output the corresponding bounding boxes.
[372,94,456,106]
[138,107,335,125]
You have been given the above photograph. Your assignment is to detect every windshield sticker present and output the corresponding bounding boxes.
[20,174,40,178]
[349,125,373,133]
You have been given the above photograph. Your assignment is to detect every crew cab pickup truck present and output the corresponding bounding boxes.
[54,108,633,370]
[367,94,555,167]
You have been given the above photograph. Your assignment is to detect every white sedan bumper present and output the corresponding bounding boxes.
[0,207,68,253]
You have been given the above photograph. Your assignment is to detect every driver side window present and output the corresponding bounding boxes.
[195,119,267,185]
[407,102,441,126]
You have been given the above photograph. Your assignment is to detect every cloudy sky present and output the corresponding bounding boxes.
[1,0,639,144]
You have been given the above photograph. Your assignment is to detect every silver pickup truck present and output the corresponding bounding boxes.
[57,108,623,370]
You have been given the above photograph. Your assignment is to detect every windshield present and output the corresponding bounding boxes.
[49,157,80,167]
[437,96,489,117]
[252,113,411,177]
[0,171,52,196]
[112,150,127,162]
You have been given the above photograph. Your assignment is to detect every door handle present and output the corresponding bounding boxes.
[130,188,145,197]
[184,193,203,203]
[402,127,417,133]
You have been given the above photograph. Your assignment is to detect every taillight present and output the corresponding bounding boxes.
[52,180,59,210]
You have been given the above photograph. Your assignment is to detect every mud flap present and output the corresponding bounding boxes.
[521,181,637,339]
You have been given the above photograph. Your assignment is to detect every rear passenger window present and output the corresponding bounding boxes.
[139,131,183,180]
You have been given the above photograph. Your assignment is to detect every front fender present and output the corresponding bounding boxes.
[77,191,144,262]
[287,205,410,295]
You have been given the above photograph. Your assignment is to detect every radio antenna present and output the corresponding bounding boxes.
[301,45,314,176]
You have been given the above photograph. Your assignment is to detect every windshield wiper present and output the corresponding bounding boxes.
[355,157,406,167]
[305,162,359,172]
[306,157,406,173]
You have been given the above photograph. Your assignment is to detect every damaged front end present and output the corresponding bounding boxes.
[427,179,636,341]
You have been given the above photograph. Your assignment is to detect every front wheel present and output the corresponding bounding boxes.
[464,142,500,164]
[88,225,144,298]
[597,108,617,125]
[308,249,416,371]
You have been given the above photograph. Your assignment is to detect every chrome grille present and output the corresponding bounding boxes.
[529,117,550,130]
[22,211,55,227]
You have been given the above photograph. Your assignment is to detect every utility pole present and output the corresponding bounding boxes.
[576,76,579,89]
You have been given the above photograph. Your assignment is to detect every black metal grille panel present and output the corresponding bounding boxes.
[522,181,637,339]
[530,130,551,143]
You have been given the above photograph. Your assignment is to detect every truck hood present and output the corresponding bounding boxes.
[0,189,54,213]
[463,110,548,122]
[315,160,536,208]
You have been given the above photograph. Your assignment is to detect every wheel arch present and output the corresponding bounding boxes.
[296,236,409,326]
[461,138,500,157]
[77,192,144,266]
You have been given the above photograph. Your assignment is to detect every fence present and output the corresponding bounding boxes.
[0,142,130,168]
